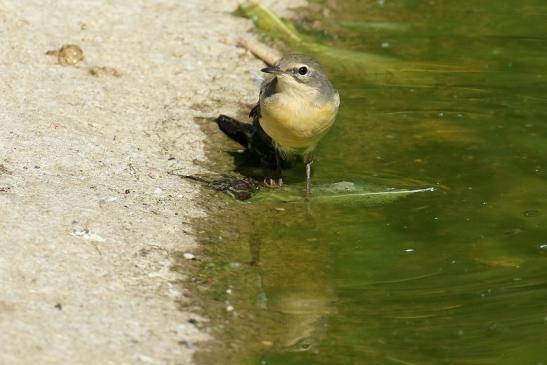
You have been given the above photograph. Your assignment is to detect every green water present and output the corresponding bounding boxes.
[195,1,547,364]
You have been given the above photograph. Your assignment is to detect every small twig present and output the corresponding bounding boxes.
[175,174,212,185]
[238,37,281,66]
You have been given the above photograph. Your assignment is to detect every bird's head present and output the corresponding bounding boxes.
[261,54,335,101]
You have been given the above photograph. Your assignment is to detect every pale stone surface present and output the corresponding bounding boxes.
[0,0,300,364]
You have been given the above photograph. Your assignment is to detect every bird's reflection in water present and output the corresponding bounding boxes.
[246,201,336,353]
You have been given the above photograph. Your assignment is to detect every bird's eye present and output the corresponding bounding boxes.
[298,66,308,75]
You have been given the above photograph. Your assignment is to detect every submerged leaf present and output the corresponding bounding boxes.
[251,181,435,206]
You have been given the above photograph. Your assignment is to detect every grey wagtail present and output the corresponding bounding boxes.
[216,54,340,194]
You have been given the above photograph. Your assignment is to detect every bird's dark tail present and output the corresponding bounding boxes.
[215,114,288,169]
[215,114,255,148]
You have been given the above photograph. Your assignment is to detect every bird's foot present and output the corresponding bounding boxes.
[263,177,284,189]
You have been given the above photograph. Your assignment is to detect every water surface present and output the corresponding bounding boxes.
[195,1,547,364]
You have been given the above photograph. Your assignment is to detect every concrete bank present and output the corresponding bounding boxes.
[0,1,301,364]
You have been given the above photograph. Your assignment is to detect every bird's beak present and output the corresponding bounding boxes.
[261,66,283,75]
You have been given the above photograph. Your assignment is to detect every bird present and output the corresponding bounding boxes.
[217,54,340,195]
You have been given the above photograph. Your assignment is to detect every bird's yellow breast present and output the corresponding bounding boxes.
[259,91,338,154]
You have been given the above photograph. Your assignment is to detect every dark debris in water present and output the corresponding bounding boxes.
[178,174,261,201]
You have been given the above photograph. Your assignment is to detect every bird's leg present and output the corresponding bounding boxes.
[274,149,283,186]
[305,158,313,196]
[264,149,283,188]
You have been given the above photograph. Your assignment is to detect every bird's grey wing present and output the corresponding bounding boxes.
[249,76,277,121]
[249,102,261,120]
[260,76,278,99]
